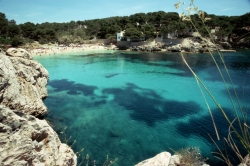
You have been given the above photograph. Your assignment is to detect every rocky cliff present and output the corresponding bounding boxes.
[0,48,77,166]
[0,48,48,116]
[0,105,77,166]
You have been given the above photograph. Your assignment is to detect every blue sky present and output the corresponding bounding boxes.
[0,0,249,24]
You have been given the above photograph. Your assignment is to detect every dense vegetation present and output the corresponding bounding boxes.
[0,11,249,47]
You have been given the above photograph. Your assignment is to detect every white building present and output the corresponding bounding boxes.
[117,31,125,41]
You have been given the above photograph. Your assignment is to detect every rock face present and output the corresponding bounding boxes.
[126,37,223,53]
[0,48,77,165]
[0,48,48,116]
[6,48,32,59]
[135,152,172,166]
[166,38,221,53]
[135,152,209,166]
[0,105,77,166]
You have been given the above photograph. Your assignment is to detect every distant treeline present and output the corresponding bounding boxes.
[0,11,249,47]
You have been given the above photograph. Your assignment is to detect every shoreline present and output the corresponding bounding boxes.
[28,43,243,58]
[26,44,121,57]
[30,44,117,57]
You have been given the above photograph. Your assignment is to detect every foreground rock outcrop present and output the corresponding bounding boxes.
[0,48,77,165]
[135,151,210,166]
[135,152,173,166]
[0,48,48,116]
[0,105,77,166]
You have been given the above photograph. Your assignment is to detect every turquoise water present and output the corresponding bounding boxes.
[34,50,250,166]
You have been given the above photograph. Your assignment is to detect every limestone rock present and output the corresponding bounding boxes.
[136,152,210,166]
[135,152,171,166]
[0,49,48,116]
[0,105,77,166]
[169,155,180,166]
[6,48,32,60]
[0,48,4,54]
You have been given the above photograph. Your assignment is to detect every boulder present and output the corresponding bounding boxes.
[168,45,182,52]
[0,49,48,116]
[136,152,210,166]
[0,48,4,54]
[0,105,77,166]
[135,152,171,166]
[168,155,180,166]
[6,48,32,60]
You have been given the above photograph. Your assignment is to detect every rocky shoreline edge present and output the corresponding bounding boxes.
[0,48,77,165]
[125,38,237,53]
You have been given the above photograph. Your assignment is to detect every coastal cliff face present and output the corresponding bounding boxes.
[0,48,48,116]
[0,48,77,165]
[0,105,77,166]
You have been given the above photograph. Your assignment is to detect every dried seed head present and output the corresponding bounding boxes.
[194,6,199,11]
[174,3,180,9]
[179,12,185,18]
[198,10,205,19]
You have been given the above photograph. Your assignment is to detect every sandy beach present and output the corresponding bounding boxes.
[30,44,118,57]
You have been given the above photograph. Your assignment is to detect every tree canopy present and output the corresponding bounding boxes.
[0,11,249,47]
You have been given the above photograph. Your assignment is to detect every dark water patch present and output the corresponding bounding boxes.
[200,52,250,83]
[119,52,221,78]
[49,79,75,92]
[44,95,67,105]
[199,67,238,85]
[81,53,99,57]
[229,62,250,70]
[48,79,97,96]
[180,53,250,80]
[142,70,190,77]
[93,100,106,105]
[120,52,180,61]
[67,89,81,95]
[221,85,250,107]
[195,62,250,87]
[143,71,170,75]
[102,83,201,126]
[176,107,241,142]
[176,107,247,165]
[108,130,122,138]
[104,73,119,78]
[76,52,115,57]
[43,96,70,114]
[74,83,97,96]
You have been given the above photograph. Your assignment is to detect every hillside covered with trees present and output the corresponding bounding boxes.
[0,11,249,47]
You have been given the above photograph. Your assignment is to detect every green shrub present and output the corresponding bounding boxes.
[11,36,24,47]
[0,37,12,45]
[39,38,48,44]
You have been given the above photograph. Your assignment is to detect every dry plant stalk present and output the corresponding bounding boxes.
[174,0,250,165]
[174,147,206,166]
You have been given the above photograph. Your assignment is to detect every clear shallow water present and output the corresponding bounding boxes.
[34,50,250,166]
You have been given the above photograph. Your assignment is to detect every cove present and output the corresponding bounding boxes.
[34,50,250,166]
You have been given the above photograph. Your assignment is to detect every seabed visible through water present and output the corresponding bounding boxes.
[34,50,250,166]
